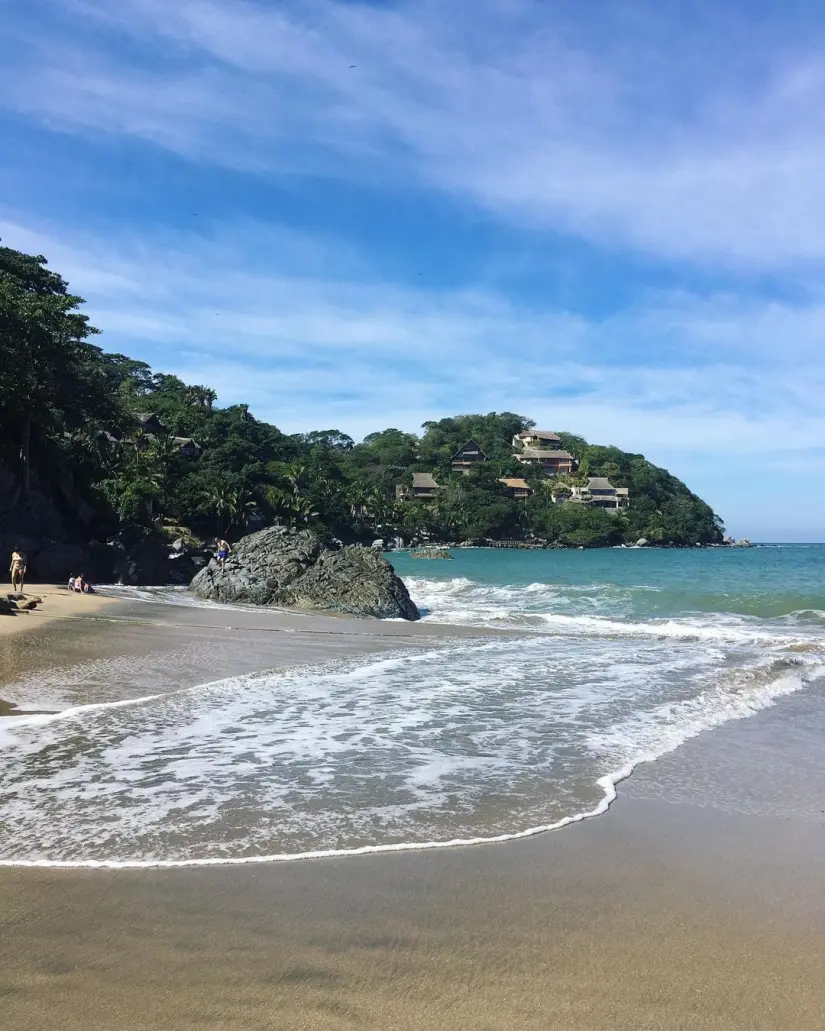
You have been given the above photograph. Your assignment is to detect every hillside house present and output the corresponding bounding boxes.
[516,449,576,476]
[173,437,203,459]
[512,429,562,451]
[135,412,166,435]
[499,477,533,500]
[451,440,488,474]
[117,413,203,459]
[569,477,629,510]
[396,472,443,502]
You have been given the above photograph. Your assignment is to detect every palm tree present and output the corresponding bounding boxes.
[346,482,369,519]
[283,463,309,497]
[347,482,390,531]
[288,496,319,527]
[148,432,180,515]
[74,429,114,474]
[130,427,152,474]
[149,431,179,473]
[228,489,259,533]
[200,483,236,536]
[260,484,292,522]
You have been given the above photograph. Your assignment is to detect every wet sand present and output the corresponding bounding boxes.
[1,603,824,1029]
[0,598,509,713]
[1,797,823,1030]
[0,588,118,714]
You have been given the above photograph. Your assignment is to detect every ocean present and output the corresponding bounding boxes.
[1,545,824,867]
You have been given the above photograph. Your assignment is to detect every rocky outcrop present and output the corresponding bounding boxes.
[97,527,211,586]
[106,528,173,586]
[30,543,90,581]
[0,534,93,582]
[189,526,420,620]
[0,461,111,582]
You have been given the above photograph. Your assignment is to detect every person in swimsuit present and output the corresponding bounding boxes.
[77,574,95,594]
[10,549,26,594]
[215,538,231,570]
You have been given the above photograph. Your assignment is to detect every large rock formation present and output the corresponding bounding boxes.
[98,527,211,586]
[189,526,420,621]
[0,461,115,582]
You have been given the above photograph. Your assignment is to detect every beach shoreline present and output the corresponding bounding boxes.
[1,592,824,1028]
[1,786,823,1029]
[0,584,117,638]
[1,586,120,715]
[0,591,511,719]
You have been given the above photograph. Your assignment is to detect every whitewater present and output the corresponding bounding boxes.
[1,546,823,867]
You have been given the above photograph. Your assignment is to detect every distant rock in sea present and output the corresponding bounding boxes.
[190,526,420,621]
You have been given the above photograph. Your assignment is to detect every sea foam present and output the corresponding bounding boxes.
[1,619,822,867]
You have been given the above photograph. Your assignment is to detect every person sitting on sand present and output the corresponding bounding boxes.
[72,573,94,594]
[215,538,231,570]
[10,548,26,594]
[68,573,77,591]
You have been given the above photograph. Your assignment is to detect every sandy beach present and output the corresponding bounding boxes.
[0,586,115,636]
[1,600,823,1030]
[0,587,118,715]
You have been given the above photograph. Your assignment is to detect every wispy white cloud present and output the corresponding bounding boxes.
[6,0,825,269]
[3,2,825,536]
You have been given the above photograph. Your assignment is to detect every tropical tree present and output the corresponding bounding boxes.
[283,463,310,497]
[200,482,237,536]
[283,496,319,528]
[0,245,113,500]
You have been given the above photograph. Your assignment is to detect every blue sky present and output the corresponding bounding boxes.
[2,0,825,540]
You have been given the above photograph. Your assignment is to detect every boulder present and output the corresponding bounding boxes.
[88,529,214,586]
[166,550,212,585]
[114,534,172,586]
[30,543,90,581]
[190,526,420,621]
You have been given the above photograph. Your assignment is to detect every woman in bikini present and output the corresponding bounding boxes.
[10,549,27,594]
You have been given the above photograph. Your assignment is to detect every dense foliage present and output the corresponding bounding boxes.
[0,245,724,548]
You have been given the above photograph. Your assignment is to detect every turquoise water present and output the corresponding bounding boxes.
[391,545,825,622]
[1,545,824,866]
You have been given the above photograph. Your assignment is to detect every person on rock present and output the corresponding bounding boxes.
[215,538,231,570]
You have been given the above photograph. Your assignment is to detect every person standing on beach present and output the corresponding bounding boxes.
[216,538,231,570]
[10,548,26,594]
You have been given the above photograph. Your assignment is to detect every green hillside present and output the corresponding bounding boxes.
[0,244,723,549]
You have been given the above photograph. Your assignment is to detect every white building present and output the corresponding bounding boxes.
[568,477,629,510]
